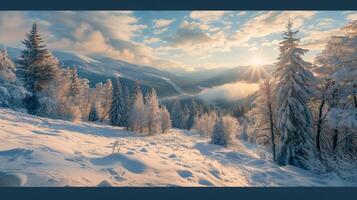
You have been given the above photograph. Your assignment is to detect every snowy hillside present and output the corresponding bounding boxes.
[0,108,346,187]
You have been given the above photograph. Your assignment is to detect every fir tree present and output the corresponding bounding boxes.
[120,86,130,128]
[274,21,316,169]
[109,78,123,126]
[17,22,60,115]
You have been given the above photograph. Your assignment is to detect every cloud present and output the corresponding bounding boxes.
[189,11,227,23]
[0,11,182,68]
[315,18,335,29]
[153,18,175,35]
[168,21,212,46]
[144,37,161,44]
[301,28,344,50]
[0,12,32,46]
[346,13,357,21]
[231,11,316,45]
[154,18,175,28]
[162,20,231,57]
[261,39,280,47]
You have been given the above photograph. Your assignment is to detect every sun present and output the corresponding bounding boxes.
[250,57,265,67]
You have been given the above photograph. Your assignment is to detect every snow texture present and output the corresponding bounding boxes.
[0,108,349,186]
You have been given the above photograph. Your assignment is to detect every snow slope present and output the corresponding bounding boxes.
[0,108,346,186]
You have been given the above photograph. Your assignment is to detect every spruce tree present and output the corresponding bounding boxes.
[17,22,60,114]
[109,78,123,126]
[121,86,130,128]
[274,21,316,169]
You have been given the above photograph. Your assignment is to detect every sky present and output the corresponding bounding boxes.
[0,11,356,72]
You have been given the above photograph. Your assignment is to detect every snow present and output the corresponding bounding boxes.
[0,108,348,186]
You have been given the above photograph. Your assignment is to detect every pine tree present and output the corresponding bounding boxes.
[0,48,16,83]
[17,22,60,115]
[171,99,183,128]
[274,21,316,169]
[109,78,123,126]
[145,88,162,135]
[120,86,130,128]
[160,105,172,133]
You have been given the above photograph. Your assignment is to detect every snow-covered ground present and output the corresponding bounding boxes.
[0,108,348,186]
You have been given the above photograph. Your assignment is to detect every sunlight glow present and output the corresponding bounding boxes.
[250,57,266,67]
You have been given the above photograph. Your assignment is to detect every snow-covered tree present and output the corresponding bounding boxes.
[193,111,217,137]
[17,22,60,115]
[92,80,113,121]
[145,88,161,135]
[0,86,10,107]
[274,21,317,169]
[160,105,172,133]
[129,83,146,133]
[313,20,357,155]
[171,99,184,128]
[109,78,123,126]
[69,67,90,119]
[0,48,16,84]
[251,77,278,160]
[211,115,240,147]
[99,79,113,121]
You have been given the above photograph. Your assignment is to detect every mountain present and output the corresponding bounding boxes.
[6,47,197,97]
[5,46,274,99]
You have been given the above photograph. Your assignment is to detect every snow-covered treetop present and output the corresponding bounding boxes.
[0,48,16,83]
[274,20,315,102]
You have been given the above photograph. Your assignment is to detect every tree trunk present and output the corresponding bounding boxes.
[354,95,357,108]
[316,99,325,154]
[332,129,338,153]
[268,102,276,161]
